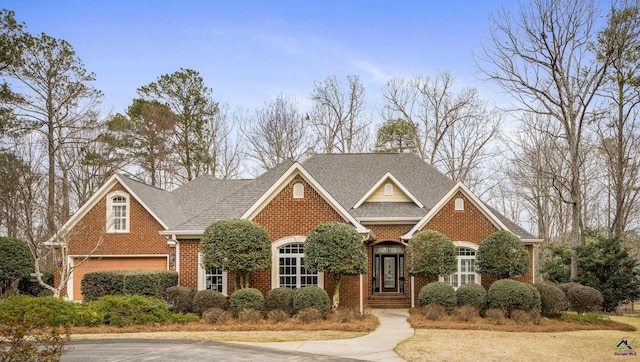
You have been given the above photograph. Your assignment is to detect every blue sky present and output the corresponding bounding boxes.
[5,1,506,119]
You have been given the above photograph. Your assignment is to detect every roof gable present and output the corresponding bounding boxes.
[353,172,424,208]
[402,182,509,240]
[241,162,368,233]
[49,174,170,243]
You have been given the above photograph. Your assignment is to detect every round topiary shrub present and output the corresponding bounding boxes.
[293,286,331,315]
[534,282,565,317]
[558,282,581,295]
[192,289,228,316]
[165,286,195,314]
[487,279,539,316]
[91,295,171,327]
[456,283,487,311]
[229,288,265,317]
[265,287,294,315]
[566,285,603,314]
[524,283,541,311]
[418,282,457,311]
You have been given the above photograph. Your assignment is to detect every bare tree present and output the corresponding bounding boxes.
[382,71,501,188]
[478,0,614,279]
[595,1,640,238]
[311,75,370,153]
[242,95,313,172]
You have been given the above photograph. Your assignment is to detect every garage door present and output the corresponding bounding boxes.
[70,256,168,301]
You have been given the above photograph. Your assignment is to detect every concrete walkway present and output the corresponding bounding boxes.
[238,309,414,361]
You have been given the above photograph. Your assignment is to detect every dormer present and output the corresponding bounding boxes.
[353,172,423,208]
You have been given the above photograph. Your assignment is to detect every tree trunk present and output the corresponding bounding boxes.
[332,274,342,311]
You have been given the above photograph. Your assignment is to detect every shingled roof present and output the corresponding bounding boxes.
[122,153,534,240]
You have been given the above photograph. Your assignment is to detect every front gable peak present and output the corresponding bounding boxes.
[353,172,424,209]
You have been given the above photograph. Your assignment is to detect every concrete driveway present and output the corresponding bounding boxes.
[63,339,361,361]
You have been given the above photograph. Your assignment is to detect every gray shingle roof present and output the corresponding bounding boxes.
[123,153,534,239]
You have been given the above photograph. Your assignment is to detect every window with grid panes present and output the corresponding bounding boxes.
[278,243,317,288]
[443,247,478,289]
[111,196,127,231]
[205,267,224,293]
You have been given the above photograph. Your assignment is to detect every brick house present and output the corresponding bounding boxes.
[56,153,540,308]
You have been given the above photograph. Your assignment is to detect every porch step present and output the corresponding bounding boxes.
[367,294,411,308]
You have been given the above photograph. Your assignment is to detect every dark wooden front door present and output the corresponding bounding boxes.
[382,255,398,292]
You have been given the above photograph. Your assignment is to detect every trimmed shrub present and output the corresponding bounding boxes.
[406,230,456,277]
[81,270,179,301]
[229,288,264,317]
[296,308,324,323]
[238,309,263,323]
[0,296,78,327]
[476,230,529,279]
[0,237,33,296]
[165,286,195,314]
[534,282,565,317]
[17,272,54,297]
[566,285,603,314]
[456,283,487,311]
[81,271,125,301]
[265,287,294,315]
[418,282,456,311]
[558,282,581,296]
[193,289,228,316]
[421,304,447,321]
[293,286,331,315]
[201,307,229,324]
[487,279,539,316]
[524,283,541,311]
[90,295,171,327]
[267,309,290,323]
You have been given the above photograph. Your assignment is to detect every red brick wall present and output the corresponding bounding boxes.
[67,184,170,256]
[251,175,348,297]
[178,239,199,289]
[424,192,499,245]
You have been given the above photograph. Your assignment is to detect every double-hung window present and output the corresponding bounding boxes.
[107,192,129,233]
[278,243,317,288]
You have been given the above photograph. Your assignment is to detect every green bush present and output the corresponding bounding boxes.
[487,279,539,316]
[407,230,456,277]
[229,288,264,317]
[90,295,171,327]
[558,282,581,295]
[524,283,541,311]
[0,296,77,327]
[566,285,603,314]
[17,272,54,297]
[418,282,456,311]
[534,282,565,317]
[476,230,529,279]
[560,312,609,325]
[0,237,33,296]
[193,289,228,316]
[293,286,331,315]
[81,271,125,301]
[169,312,199,324]
[456,283,487,310]
[265,287,294,314]
[165,286,195,314]
[81,270,179,301]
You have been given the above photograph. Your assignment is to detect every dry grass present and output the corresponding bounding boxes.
[397,315,640,362]
[71,312,378,342]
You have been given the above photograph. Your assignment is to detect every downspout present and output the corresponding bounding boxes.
[411,276,415,308]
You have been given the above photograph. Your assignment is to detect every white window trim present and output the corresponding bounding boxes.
[271,236,324,289]
[439,241,481,289]
[197,252,228,296]
[293,182,304,199]
[454,197,464,211]
[106,191,130,233]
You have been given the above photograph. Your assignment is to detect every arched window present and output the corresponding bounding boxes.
[454,197,464,211]
[271,237,323,289]
[442,245,480,289]
[293,182,304,199]
[106,192,129,233]
[384,183,394,196]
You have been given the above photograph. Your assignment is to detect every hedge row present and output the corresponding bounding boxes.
[81,270,179,301]
[0,295,198,328]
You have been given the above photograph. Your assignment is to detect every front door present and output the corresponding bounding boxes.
[382,255,397,292]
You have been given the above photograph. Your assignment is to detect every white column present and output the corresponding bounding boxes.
[359,274,363,315]
[411,276,415,308]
